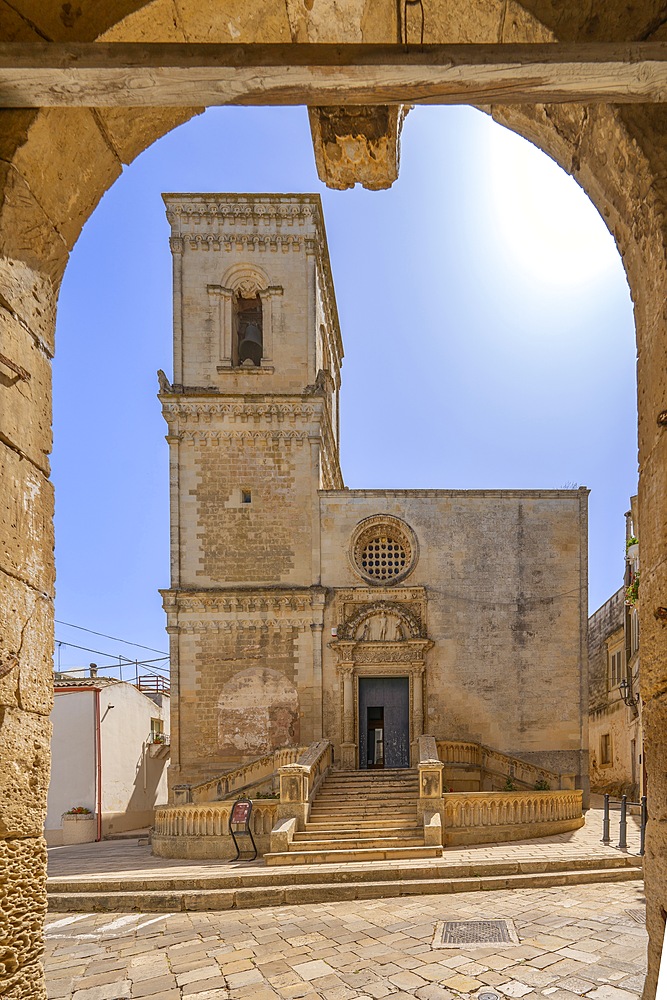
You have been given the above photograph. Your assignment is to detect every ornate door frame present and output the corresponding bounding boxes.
[330,592,433,769]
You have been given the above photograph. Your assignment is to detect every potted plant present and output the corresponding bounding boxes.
[61,806,96,845]
[626,573,640,606]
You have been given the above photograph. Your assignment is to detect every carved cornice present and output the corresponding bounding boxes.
[179,233,310,253]
[177,619,310,633]
[333,641,432,665]
[179,429,309,443]
[165,198,318,230]
[165,591,318,614]
[162,400,322,424]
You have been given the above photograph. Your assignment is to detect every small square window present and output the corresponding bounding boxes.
[241,490,252,504]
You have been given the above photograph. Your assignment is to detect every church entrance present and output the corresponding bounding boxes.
[358,677,410,769]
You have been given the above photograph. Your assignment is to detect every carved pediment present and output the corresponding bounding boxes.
[337,600,426,642]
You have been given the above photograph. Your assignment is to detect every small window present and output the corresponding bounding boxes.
[151,718,163,735]
[241,490,252,505]
[608,647,624,689]
[234,293,263,367]
[600,733,612,766]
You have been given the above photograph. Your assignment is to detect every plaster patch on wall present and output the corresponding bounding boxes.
[217,667,299,755]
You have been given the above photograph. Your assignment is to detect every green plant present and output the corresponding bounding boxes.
[626,536,638,549]
[534,779,550,791]
[626,573,640,605]
[503,776,517,791]
[65,806,92,815]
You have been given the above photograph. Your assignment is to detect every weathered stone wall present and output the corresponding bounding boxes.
[320,489,589,789]
[588,590,625,712]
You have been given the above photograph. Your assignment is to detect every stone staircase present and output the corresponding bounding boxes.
[47,854,643,913]
[264,768,442,866]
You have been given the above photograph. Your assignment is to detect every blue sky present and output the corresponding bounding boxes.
[52,105,637,674]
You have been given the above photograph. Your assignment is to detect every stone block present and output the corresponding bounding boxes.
[0,161,68,287]
[309,106,409,191]
[96,108,203,166]
[0,836,47,991]
[0,253,57,351]
[422,810,443,847]
[0,706,51,837]
[11,108,122,249]
[174,0,291,42]
[0,571,53,716]
[641,695,667,820]
[0,441,54,596]
[0,308,52,471]
[270,816,296,852]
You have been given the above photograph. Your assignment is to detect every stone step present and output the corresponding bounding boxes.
[288,835,426,850]
[312,809,418,816]
[266,844,443,865]
[305,819,420,829]
[296,826,422,840]
[48,853,640,895]
[314,792,418,802]
[47,862,643,913]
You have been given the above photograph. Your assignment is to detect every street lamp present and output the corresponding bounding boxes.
[619,677,640,708]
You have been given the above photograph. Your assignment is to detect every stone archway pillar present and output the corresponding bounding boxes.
[340,663,356,769]
[0,258,61,1000]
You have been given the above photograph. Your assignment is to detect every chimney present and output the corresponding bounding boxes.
[89,662,98,678]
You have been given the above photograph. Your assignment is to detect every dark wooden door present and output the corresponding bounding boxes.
[358,677,410,769]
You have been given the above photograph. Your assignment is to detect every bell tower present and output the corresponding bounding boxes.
[159,194,343,789]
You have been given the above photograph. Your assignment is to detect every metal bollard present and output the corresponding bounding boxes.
[618,794,628,850]
[601,793,611,844]
[640,795,647,856]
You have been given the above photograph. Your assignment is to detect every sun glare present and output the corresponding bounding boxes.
[487,121,620,286]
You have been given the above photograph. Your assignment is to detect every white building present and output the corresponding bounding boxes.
[45,672,170,844]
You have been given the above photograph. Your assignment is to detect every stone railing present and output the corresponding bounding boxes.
[153,799,279,859]
[436,740,572,791]
[442,789,583,846]
[418,735,444,846]
[175,746,307,805]
[438,741,482,767]
[269,741,333,850]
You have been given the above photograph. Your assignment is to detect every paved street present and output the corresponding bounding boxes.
[45,881,647,1000]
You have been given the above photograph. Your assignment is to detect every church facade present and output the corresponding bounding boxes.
[159,193,589,799]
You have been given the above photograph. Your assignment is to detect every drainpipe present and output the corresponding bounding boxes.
[94,687,102,842]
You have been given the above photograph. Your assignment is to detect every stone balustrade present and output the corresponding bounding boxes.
[442,789,583,845]
[436,740,573,791]
[176,746,306,805]
[276,740,333,830]
[153,800,279,859]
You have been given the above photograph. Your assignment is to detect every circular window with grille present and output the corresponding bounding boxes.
[350,516,417,585]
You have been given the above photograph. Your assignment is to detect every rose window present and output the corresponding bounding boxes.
[350,516,417,585]
[360,536,408,581]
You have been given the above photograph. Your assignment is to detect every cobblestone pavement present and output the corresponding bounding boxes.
[47,805,643,882]
[45,881,647,1000]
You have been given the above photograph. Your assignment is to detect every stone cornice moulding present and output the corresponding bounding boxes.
[179,428,310,443]
[161,399,323,423]
[162,589,324,614]
[177,619,311,633]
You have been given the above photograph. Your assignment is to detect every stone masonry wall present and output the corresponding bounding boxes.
[320,489,588,787]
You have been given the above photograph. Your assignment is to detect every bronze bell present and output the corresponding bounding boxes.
[238,322,262,366]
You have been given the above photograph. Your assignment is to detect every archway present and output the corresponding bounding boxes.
[1,3,666,998]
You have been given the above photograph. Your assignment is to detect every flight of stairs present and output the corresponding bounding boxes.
[264,768,442,866]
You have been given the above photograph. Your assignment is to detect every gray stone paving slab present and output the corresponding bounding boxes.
[45,882,647,999]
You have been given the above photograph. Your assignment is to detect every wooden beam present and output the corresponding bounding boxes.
[0,42,665,107]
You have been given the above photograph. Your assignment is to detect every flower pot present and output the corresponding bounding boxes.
[61,813,96,845]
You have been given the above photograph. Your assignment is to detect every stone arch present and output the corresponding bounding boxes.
[1,3,667,998]
[217,667,299,756]
[341,601,424,641]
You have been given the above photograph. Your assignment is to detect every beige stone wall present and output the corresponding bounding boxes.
[320,489,589,787]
